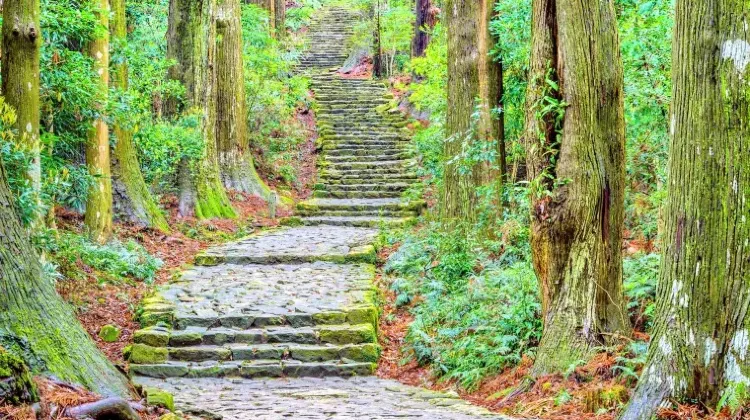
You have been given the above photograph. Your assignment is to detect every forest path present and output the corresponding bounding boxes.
[127,6,508,419]
[130,227,504,419]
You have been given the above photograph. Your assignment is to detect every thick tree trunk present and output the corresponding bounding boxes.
[2,0,42,227]
[0,161,132,397]
[373,1,384,78]
[523,0,629,375]
[167,0,236,219]
[216,0,271,199]
[110,0,170,233]
[441,0,504,222]
[411,0,435,58]
[84,0,113,243]
[620,2,750,419]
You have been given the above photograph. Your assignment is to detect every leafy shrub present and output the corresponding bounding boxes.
[49,232,163,284]
[623,253,659,330]
[384,223,542,391]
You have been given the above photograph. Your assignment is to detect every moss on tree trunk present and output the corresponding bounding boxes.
[441,0,504,222]
[84,0,113,243]
[110,0,170,233]
[523,0,630,375]
[0,163,131,397]
[167,0,236,219]
[2,0,42,227]
[620,2,750,418]
[216,0,271,200]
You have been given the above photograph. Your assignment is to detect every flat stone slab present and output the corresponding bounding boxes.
[194,226,377,265]
[162,262,376,319]
[133,376,511,420]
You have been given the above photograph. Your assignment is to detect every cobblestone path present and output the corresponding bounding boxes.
[128,5,510,420]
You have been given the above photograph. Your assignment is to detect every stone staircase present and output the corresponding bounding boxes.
[298,6,359,70]
[297,73,424,227]
[128,227,381,379]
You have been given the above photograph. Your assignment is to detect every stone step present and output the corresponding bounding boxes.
[324,148,409,157]
[166,343,379,364]
[315,183,411,192]
[323,153,411,163]
[325,160,414,170]
[301,216,415,228]
[321,177,418,186]
[130,360,376,379]
[314,190,404,199]
[323,170,417,179]
[298,208,417,218]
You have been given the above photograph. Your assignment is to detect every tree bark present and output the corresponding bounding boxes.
[411,0,435,58]
[441,0,504,222]
[167,0,236,219]
[110,0,170,232]
[273,0,284,39]
[84,0,113,244]
[0,159,132,397]
[2,0,42,227]
[216,0,272,199]
[620,2,750,418]
[522,0,629,375]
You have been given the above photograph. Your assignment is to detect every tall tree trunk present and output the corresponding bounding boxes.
[411,0,435,58]
[2,0,42,227]
[273,0,284,39]
[522,0,629,375]
[441,0,504,222]
[620,2,750,419]
[167,0,236,219]
[0,157,132,398]
[84,0,113,244]
[372,0,384,78]
[110,0,170,233]
[216,0,271,199]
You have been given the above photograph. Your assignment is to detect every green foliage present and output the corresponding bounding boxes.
[242,4,311,187]
[48,232,163,284]
[623,253,659,329]
[613,341,649,385]
[286,0,324,32]
[383,208,542,390]
[718,382,750,414]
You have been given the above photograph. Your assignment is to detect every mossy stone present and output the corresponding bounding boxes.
[129,344,168,364]
[345,306,378,328]
[340,344,380,363]
[318,324,376,345]
[98,325,121,343]
[134,327,170,347]
[146,387,175,411]
[312,311,347,325]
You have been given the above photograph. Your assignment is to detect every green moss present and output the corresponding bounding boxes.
[280,216,304,227]
[0,349,39,405]
[312,311,347,325]
[145,387,175,411]
[345,306,378,328]
[129,344,168,364]
[195,186,237,220]
[340,343,380,363]
[133,327,170,347]
[318,324,377,345]
[98,325,121,342]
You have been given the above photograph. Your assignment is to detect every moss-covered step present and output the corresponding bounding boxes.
[300,216,416,228]
[130,360,377,379]
[192,226,377,266]
[163,343,380,363]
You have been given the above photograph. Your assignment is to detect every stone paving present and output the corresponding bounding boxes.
[135,376,510,420]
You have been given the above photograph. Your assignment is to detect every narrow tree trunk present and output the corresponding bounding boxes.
[411,0,434,58]
[110,0,170,233]
[167,0,236,219]
[273,0,284,39]
[372,0,384,78]
[84,0,113,243]
[523,0,629,375]
[620,2,750,418]
[0,161,132,398]
[2,0,42,227]
[216,0,272,199]
[441,0,503,222]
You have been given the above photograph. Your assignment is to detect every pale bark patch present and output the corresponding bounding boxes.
[721,39,750,74]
